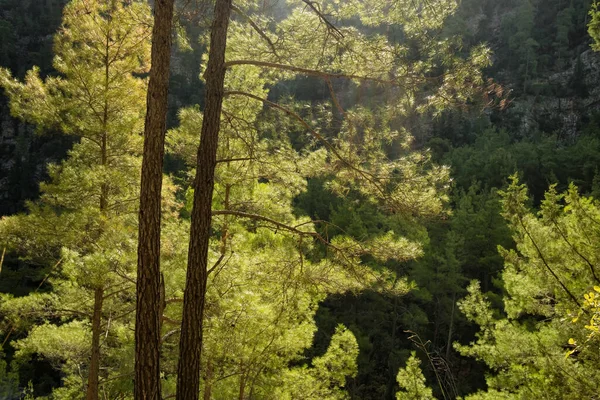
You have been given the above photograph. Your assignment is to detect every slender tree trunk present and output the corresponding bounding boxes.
[202,359,213,400]
[86,188,108,399]
[87,44,111,396]
[176,0,232,398]
[385,291,399,400]
[86,287,104,400]
[445,292,456,361]
[135,0,175,398]
[238,370,246,400]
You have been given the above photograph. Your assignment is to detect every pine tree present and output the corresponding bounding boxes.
[395,352,435,400]
[0,1,152,397]
[555,5,574,70]
[455,177,600,399]
[501,0,538,92]
[163,64,408,398]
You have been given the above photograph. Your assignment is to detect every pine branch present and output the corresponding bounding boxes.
[224,90,388,201]
[224,59,396,84]
[300,0,344,39]
[518,216,584,311]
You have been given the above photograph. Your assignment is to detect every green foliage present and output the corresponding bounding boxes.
[456,177,600,399]
[395,352,434,400]
[501,0,538,91]
[445,127,600,202]
[163,0,495,397]
[0,354,19,399]
[589,2,600,51]
[0,0,72,215]
[313,325,359,386]
[0,0,153,396]
[0,0,66,75]
[554,5,574,69]
[276,325,359,400]
[6,0,591,398]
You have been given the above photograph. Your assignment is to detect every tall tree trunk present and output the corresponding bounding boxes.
[135,0,175,398]
[86,287,104,400]
[176,0,232,398]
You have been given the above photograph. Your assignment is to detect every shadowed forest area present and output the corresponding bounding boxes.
[1,0,600,399]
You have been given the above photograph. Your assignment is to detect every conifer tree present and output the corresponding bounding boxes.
[164,55,409,399]
[0,1,152,397]
[455,177,600,399]
[395,352,435,400]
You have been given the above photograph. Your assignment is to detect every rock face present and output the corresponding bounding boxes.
[503,49,600,138]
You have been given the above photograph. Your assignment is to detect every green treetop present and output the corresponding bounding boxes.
[395,352,435,400]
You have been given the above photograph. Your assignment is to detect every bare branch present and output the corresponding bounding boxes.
[518,215,584,311]
[231,5,279,59]
[162,328,181,343]
[325,77,345,117]
[162,315,181,326]
[103,285,133,300]
[207,252,226,275]
[224,59,395,85]
[216,157,255,164]
[300,0,344,39]
[551,220,600,285]
[1,257,63,348]
[212,209,321,238]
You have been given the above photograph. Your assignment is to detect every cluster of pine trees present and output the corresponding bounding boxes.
[0,0,599,399]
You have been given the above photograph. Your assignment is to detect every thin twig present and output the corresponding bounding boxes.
[519,216,584,310]
[207,252,226,275]
[551,220,600,285]
[0,247,5,276]
[300,0,344,39]
[231,4,279,59]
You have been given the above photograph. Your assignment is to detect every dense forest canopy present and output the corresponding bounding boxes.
[0,0,599,399]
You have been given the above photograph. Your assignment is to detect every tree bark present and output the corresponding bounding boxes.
[135,0,174,398]
[176,0,232,398]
